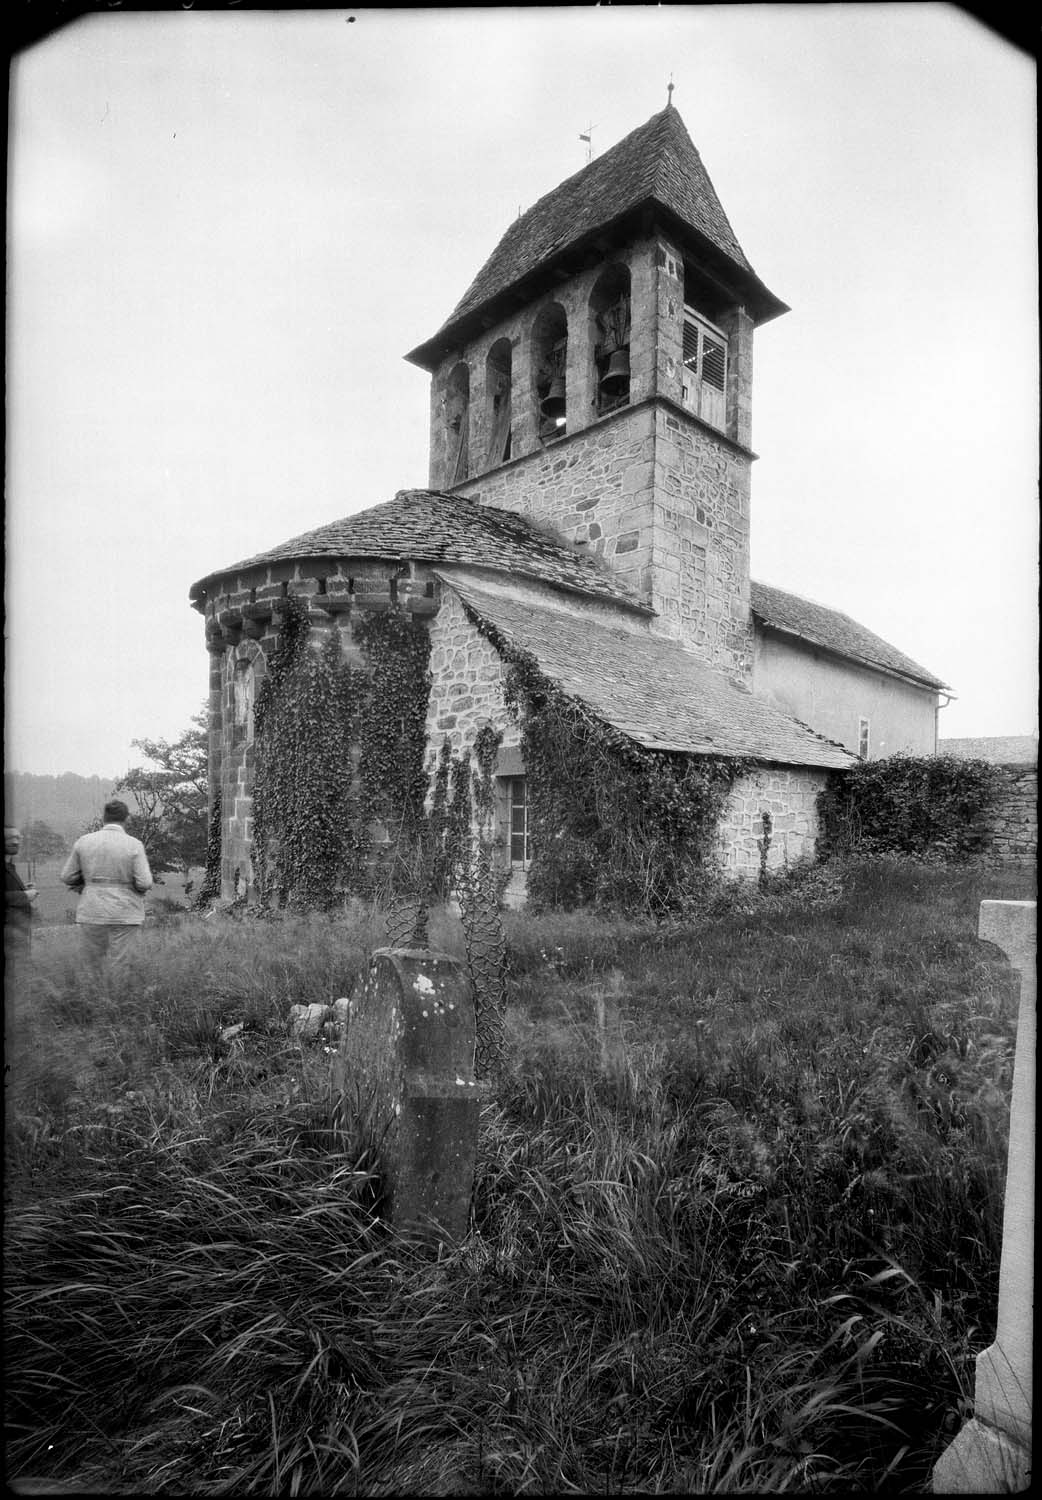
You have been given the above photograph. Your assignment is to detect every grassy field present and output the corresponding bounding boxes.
[3,856,1034,1494]
[15,859,204,928]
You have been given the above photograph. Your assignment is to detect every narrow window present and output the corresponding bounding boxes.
[508,777,531,868]
[681,305,727,433]
[858,717,870,761]
[234,661,256,745]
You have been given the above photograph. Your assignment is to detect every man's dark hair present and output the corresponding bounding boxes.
[103,800,130,824]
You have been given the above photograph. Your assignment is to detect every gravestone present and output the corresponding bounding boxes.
[932,900,1034,1493]
[335,947,487,1243]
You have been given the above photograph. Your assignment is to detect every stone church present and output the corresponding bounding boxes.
[190,104,947,905]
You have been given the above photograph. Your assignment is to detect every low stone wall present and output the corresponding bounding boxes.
[986,764,1036,866]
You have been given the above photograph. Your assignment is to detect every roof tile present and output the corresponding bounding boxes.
[751,580,948,690]
[407,106,785,367]
[441,573,853,770]
[190,489,650,613]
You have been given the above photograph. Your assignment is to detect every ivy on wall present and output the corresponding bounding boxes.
[471,723,502,837]
[195,787,223,904]
[425,741,470,900]
[817,754,1002,863]
[456,602,747,916]
[421,724,504,903]
[252,601,367,909]
[354,609,433,841]
[248,600,436,910]
[245,590,751,918]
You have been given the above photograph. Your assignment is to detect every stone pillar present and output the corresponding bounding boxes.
[932,900,1035,1493]
[511,321,538,461]
[565,282,595,436]
[335,948,488,1243]
[719,305,754,451]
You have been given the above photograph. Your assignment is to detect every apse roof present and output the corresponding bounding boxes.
[406,105,787,370]
[750,581,949,691]
[189,489,650,614]
[439,571,853,771]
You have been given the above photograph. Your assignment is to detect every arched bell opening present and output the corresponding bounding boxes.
[445,362,471,482]
[485,338,513,468]
[531,303,568,443]
[590,264,632,417]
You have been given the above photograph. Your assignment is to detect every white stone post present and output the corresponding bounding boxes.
[932,900,1035,1493]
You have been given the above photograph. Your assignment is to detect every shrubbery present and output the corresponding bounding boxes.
[818,753,1002,862]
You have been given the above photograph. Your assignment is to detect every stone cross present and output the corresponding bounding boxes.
[335,947,488,1244]
[932,900,1035,1493]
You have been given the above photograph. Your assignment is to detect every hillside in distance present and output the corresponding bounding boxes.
[4,771,120,844]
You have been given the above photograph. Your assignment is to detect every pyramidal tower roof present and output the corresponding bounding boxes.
[406,104,787,370]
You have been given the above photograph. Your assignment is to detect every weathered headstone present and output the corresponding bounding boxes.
[288,1002,332,1041]
[334,947,487,1243]
[932,899,1034,1494]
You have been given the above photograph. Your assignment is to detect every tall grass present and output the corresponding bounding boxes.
[4,857,1031,1493]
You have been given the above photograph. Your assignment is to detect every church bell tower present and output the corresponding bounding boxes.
[404,103,787,683]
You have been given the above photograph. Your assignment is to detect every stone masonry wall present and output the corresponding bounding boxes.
[199,556,424,900]
[431,228,757,682]
[426,582,830,886]
[424,586,517,765]
[985,765,1037,866]
[200,560,833,902]
[717,765,828,878]
[453,405,659,605]
[428,236,662,489]
[453,398,753,681]
[653,407,752,677]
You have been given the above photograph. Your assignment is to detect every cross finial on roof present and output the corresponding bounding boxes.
[667,76,675,107]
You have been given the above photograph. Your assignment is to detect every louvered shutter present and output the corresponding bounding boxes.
[681,309,727,433]
[682,319,700,373]
[700,329,726,428]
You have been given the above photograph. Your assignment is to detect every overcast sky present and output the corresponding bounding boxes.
[6,5,1037,777]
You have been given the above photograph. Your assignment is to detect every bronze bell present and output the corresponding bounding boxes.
[600,347,630,398]
[539,375,566,420]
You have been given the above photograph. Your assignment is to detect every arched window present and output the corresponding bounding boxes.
[590,265,631,416]
[485,338,512,467]
[531,303,568,442]
[445,362,470,482]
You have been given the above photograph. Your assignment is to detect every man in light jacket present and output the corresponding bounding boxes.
[61,799,153,979]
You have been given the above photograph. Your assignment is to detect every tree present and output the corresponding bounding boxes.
[22,819,67,863]
[114,709,209,881]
